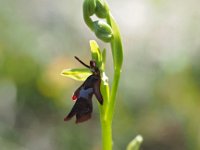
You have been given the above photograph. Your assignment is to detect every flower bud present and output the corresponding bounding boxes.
[83,0,96,16]
[95,0,108,18]
[93,20,113,42]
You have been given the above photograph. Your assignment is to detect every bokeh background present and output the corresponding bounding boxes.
[0,0,200,150]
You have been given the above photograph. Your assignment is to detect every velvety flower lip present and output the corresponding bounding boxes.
[64,57,103,123]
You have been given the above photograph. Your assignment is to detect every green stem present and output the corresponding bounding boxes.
[99,69,121,150]
[99,75,112,150]
[106,8,123,123]
[109,69,121,120]
[82,1,123,149]
[100,117,112,150]
[99,5,123,150]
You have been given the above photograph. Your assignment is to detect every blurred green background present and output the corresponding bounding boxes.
[0,0,200,150]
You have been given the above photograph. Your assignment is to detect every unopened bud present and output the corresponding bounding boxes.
[93,20,113,42]
[83,0,96,16]
[95,0,108,18]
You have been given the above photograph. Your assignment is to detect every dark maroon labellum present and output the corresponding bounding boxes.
[64,56,103,123]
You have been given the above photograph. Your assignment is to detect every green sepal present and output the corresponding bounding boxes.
[61,68,92,81]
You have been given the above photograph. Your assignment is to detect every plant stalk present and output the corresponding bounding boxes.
[100,118,112,150]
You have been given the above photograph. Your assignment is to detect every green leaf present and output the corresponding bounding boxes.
[90,40,102,67]
[126,135,143,150]
[61,68,92,81]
